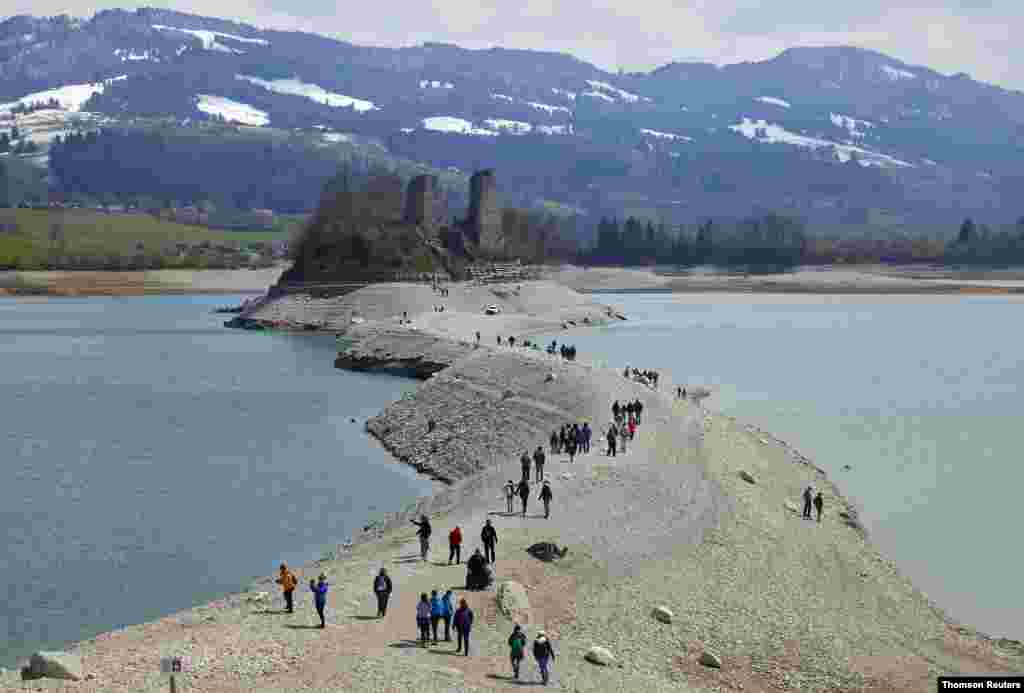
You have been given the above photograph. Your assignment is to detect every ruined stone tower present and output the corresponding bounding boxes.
[469,170,502,255]
[404,174,436,228]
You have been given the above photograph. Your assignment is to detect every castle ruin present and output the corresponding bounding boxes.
[468,170,503,256]
[403,174,436,228]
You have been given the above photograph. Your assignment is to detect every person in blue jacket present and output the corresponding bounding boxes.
[429,590,444,643]
[310,573,328,628]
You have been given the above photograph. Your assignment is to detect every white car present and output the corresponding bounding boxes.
[484,305,501,315]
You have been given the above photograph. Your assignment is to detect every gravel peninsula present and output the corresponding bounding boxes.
[6,278,1021,692]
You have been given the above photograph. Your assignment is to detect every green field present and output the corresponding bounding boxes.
[0,209,289,269]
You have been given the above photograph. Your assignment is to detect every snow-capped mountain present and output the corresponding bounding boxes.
[2,8,1022,228]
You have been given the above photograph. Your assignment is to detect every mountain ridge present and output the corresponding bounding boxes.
[2,7,1022,232]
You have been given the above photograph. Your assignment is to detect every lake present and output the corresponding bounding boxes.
[553,292,1024,641]
[0,295,433,667]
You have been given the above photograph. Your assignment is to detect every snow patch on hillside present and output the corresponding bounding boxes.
[419,80,454,89]
[237,75,377,112]
[114,48,159,62]
[153,25,268,53]
[421,116,497,136]
[491,93,514,102]
[729,117,913,169]
[526,101,570,114]
[552,88,577,101]
[537,124,570,135]
[0,77,127,112]
[640,128,693,142]
[829,113,874,138]
[585,80,650,103]
[196,95,268,126]
[484,118,532,134]
[755,96,791,108]
[582,91,615,103]
[882,65,916,81]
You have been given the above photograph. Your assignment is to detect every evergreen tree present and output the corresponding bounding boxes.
[958,218,976,244]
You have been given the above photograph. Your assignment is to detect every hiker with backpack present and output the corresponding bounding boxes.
[453,598,474,656]
[533,630,556,685]
[508,624,527,680]
[517,478,530,516]
[416,593,431,646]
[539,481,553,519]
[373,568,392,617]
[276,563,297,614]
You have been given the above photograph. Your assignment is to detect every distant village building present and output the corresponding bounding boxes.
[252,208,275,228]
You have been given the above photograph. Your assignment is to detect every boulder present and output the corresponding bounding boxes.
[699,650,722,669]
[784,501,800,514]
[584,645,616,666]
[526,542,568,562]
[25,652,83,681]
[739,470,756,484]
[244,591,269,603]
[497,581,531,620]
[651,605,673,624]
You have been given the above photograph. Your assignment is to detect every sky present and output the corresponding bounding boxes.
[4,0,1021,90]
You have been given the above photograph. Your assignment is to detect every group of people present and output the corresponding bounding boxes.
[802,485,825,522]
[624,366,660,389]
[545,340,577,361]
[276,564,330,628]
[675,386,688,399]
[505,477,554,518]
[549,422,592,462]
[415,590,474,654]
[408,515,498,588]
[508,624,558,684]
[432,305,446,313]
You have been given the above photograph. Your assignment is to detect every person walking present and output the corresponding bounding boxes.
[430,590,444,643]
[612,400,620,420]
[549,430,559,455]
[453,598,474,656]
[802,486,814,520]
[517,478,530,517]
[533,630,556,685]
[606,425,617,457]
[520,451,532,482]
[814,491,824,523]
[635,399,643,424]
[481,519,498,563]
[373,568,392,617]
[411,515,432,561]
[533,446,546,481]
[276,563,297,614]
[582,422,592,453]
[628,416,637,441]
[504,480,516,514]
[619,422,628,454]
[448,525,463,565]
[310,573,328,628]
[441,589,455,641]
[566,433,577,463]
[508,624,527,680]
[416,593,431,646]
[539,481,553,519]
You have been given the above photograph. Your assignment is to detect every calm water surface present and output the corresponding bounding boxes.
[556,292,1023,641]
[0,295,432,666]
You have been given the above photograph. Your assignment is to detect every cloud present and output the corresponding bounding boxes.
[2,0,1021,90]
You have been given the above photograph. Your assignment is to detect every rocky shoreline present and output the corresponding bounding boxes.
[7,279,1023,691]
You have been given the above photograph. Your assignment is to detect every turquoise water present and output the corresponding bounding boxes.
[0,295,432,667]
[555,292,1024,641]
